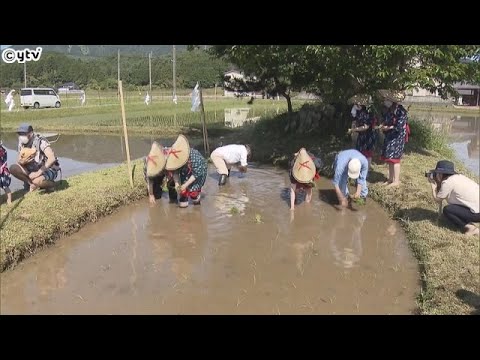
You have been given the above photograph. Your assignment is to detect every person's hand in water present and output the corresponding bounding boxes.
[149,194,156,205]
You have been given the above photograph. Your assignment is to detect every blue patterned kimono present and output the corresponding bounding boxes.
[179,148,207,192]
[355,108,377,157]
[381,105,408,162]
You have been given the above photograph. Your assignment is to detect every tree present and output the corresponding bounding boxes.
[306,45,480,101]
[210,45,314,113]
[305,45,480,132]
[210,45,480,133]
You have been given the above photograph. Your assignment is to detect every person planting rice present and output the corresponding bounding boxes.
[165,134,208,208]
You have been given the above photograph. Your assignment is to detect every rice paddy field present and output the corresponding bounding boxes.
[0,91,308,134]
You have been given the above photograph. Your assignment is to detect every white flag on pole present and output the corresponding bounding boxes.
[191,82,200,112]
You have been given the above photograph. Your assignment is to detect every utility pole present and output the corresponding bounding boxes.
[117,49,121,100]
[24,61,27,88]
[172,45,177,103]
[149,51,152,92]
[117,49,121,81]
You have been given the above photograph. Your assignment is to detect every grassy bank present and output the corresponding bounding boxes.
[367,153,479,315]
[0,159,146,272]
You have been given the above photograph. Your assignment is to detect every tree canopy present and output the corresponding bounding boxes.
[210,45,480,110]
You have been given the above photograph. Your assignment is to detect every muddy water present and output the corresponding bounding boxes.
[448,115,479,176]
[0,165,420,314]
[410,112,480,175]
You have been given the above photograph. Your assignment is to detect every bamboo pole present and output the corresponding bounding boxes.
[118,80,134,188]
[199,85,210,156]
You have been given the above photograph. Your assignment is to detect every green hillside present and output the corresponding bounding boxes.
[10,45,188,57]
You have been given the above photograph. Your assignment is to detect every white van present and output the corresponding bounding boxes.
[20,88,61,109]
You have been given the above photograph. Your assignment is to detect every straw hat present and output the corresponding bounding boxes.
[165,135,190,171]
[146,142,166,178]
[347,94,371,106]
[292,148,316,184]
[378,89,406,103]
[18,147,36,165]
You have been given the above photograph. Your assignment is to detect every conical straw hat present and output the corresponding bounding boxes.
[292,148,315,184]
[146,142,166,177]
[165,134,190,171]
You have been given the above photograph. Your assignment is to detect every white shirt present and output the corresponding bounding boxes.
[437,174,479,213]
[213,144,248,166]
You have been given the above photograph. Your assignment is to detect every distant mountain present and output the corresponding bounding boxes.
[9,45,188,57]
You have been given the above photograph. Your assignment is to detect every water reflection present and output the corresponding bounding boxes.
[146,205,207,283]
[467,134,479,159]
[329,209,365,269]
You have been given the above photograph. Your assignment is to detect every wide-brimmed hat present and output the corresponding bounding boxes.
[347,94,371,106]
[378,89,406,103]
[146,142,166,178]
[292,148,316,184]
[348,158,361,179]
[430,160,457,175]
[165,134,190,171]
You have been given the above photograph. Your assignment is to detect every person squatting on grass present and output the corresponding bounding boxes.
[143,141,177,205]
[165,134,207,208]
[0,140,12,205]
[288,148,322,211]
[210,143,252,186]
[427,160,480,237]
[9,123,60,192]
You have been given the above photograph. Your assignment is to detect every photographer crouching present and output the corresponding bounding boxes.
[427,160,479,237]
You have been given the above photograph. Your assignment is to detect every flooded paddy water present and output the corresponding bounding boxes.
[409,112,480,176]
[1,165,420,314]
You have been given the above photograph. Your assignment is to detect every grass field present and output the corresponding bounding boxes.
[0,96,307,134]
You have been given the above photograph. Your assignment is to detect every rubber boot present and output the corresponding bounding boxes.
[227,169,231,177]
[218,174,227,186]
[152,181,163,199]
[168,186,178,203]
[179,195,189,208]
